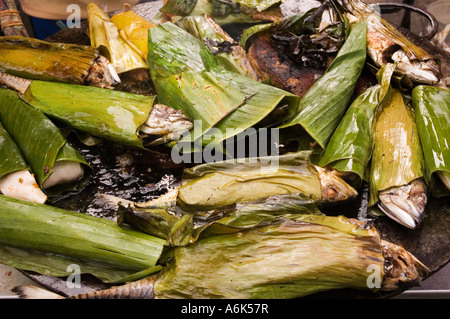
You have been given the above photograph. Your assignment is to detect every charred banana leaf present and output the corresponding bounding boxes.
[412,85,450,197]
[279,21,367,149]
[0,195,165,284]
[154,213,429,299]
[0,122,47,204]
[177,150,357,210]
[338,0,442,85]
[369,89,427,229]
[87,3,148,75]
[318,63,395,188]
[240,4,346,98]
[0,88,90,196]
[0,36,119,88]
[160,0,284,25]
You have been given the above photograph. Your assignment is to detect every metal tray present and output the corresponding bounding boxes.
[19,0,450,299]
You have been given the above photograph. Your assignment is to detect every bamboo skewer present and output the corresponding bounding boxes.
[0,0,28,36]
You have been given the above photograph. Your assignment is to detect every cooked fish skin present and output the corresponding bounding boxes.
[341,0,442,85]
[13,275,157,299]
[69,276,156,299]
[378,179,428,229]
[140,104,193,145]
[0,71,31,94]
[84,55,121,88]
[247,32,326,99]
[314,165,358,203]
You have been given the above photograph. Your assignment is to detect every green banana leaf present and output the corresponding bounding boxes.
[412,85,450,197]
[154,213,385,299]
[0,121,29,180]
[147,21,218,83]
[177,150,322,210]
[317,63,395,188]
[0,88,90,194]
[279,21,367,149]
[0,195,165,284]
[369,89,425,206]
[19,80,155,148]
[155,70,247,142]
[148,22,299,150]
[175,15,260,80]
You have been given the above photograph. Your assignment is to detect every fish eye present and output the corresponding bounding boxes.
[323,187,337,199]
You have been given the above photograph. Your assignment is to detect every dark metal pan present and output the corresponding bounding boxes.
[15,0,450,299]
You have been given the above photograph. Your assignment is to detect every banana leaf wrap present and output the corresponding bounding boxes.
[0,121,29,180]
[317,64,395,188]
[0,36,97,84]
[0,88,90,195]
[279,21,367,149]
[87,3,147,74]
[154,213,385,299]
[175,15,260,80]
[369,89,425,206]
[119,192,322,246]
[0,195,165,284]
[19,80,155,148]
[412,85,450,197]
[177,150,322,210]
[147,22,299,147]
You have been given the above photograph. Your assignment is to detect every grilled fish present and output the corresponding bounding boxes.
[0,71,192,146]
[12,235,429,299]
[339,0,443,85]
[315,165,358,203]
[378,179,428,229]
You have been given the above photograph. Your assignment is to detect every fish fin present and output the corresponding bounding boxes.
[12,285,65,299]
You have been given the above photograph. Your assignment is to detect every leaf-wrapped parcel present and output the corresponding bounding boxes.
[0,88,90,195]
[0,195,165,284]
[412,85,450,197]
[318,63,395,188]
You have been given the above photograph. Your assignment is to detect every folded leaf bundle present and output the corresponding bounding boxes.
[318,64,395,188]
[0,195,165,284]
[147,22,299,147]
[87,3,148,74]
[154,213,429,298]
[0,122,47,203]
[177,150,357,210]
[369,89,427,229]
[279,21,367,149]
[160,0,284,25]
[118,192,322,246]
[0,88,90,195]
[175,15,260,80]
[0,36,118,88]
[412,85,450,197]
[19,80,155,148]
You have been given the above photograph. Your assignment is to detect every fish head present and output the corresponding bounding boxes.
[315,166,358,203]
[391,50,441,85]
[378,178,428,229]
